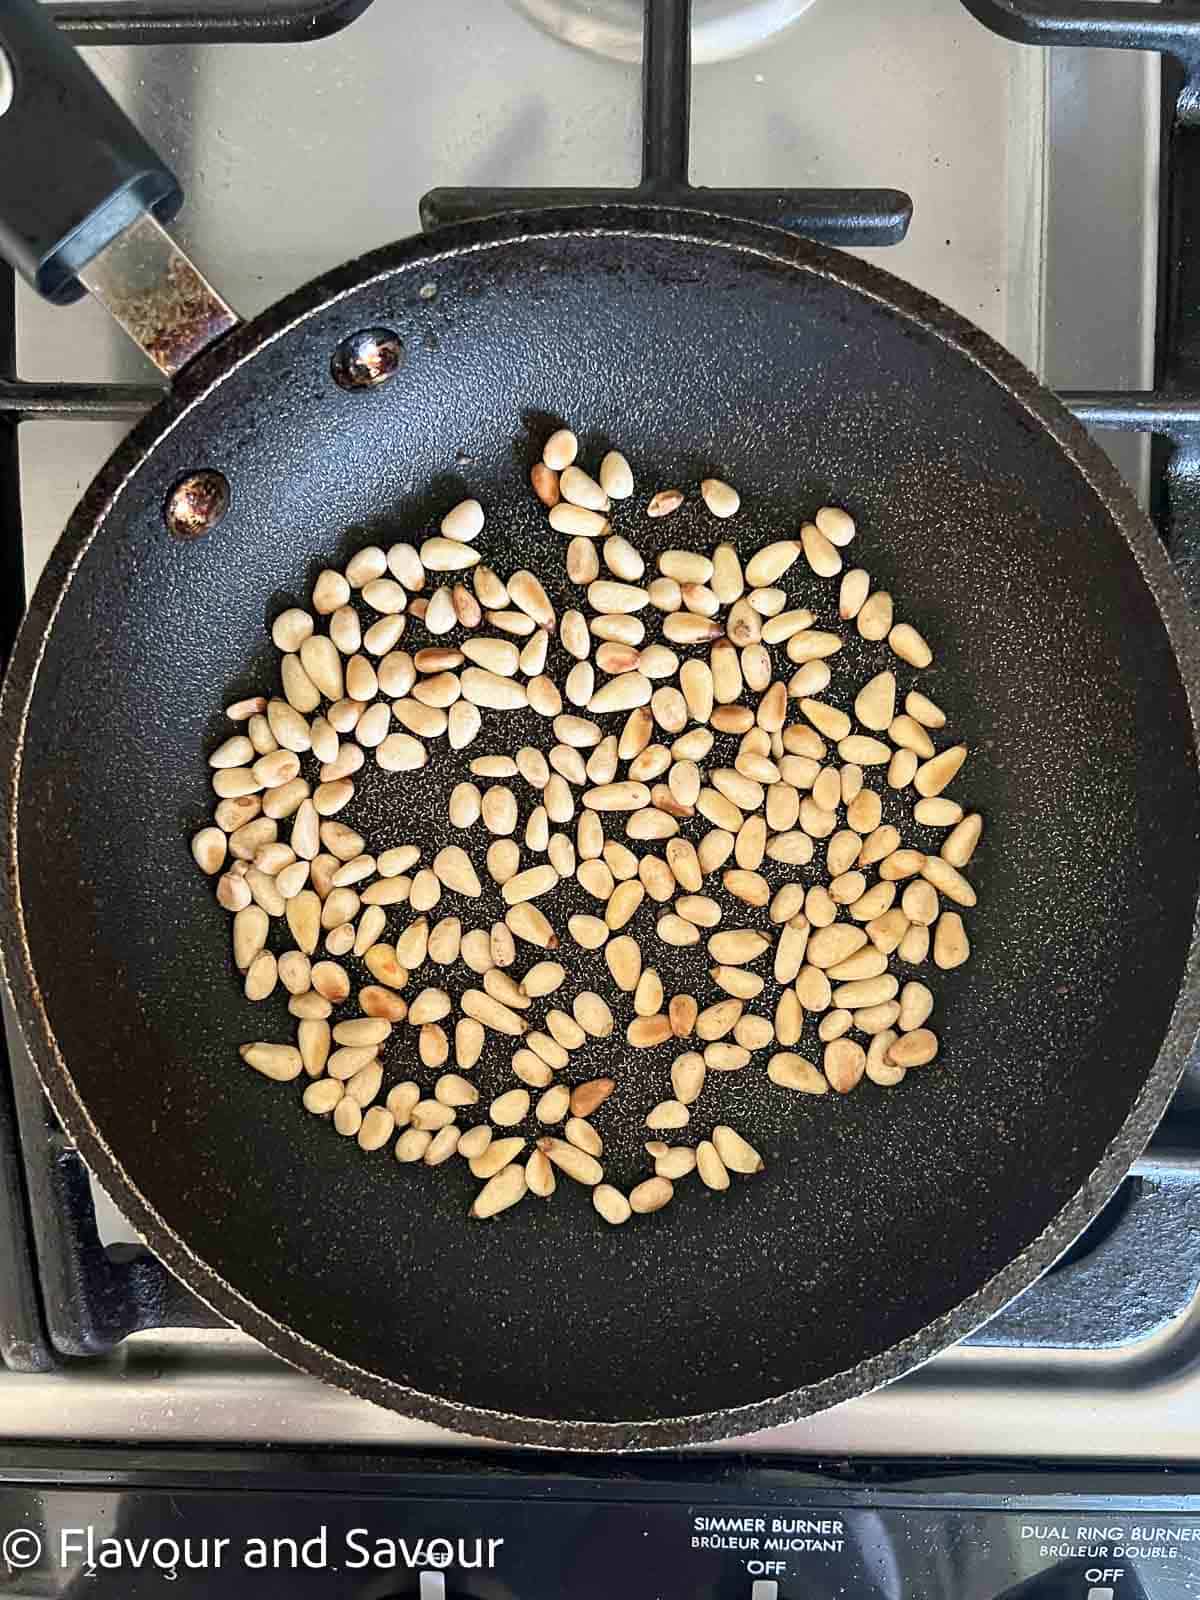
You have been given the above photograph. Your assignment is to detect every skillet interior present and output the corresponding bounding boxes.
[5,214,1199,1446]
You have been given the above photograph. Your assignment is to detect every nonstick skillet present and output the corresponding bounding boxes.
[1,0,1199,1449]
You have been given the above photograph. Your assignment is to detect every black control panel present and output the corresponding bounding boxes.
[0,1450,1198,1598]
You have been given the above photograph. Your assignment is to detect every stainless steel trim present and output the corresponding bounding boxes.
[0,1297,1198,1454]
[77,211,238,378]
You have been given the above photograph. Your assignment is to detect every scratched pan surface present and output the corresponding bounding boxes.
[4,210,1200,1449]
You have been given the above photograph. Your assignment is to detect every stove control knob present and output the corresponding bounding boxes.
[751,1583,779,1600]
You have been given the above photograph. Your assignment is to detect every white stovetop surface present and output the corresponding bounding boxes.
[4,0,1179,1453]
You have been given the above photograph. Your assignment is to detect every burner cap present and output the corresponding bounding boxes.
[510,0,818,65]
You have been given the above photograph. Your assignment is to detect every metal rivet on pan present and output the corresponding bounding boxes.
[330,327,404,390]
[164,470,230,539]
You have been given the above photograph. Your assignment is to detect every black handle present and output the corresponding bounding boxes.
[0,0,181,304]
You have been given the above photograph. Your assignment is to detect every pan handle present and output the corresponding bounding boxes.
[0,0,238,376]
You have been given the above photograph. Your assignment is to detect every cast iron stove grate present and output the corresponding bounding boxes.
[0,0,1198,1384]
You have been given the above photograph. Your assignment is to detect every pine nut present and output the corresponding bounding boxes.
[941,813,983,867]
[768,1053,828,1094]
[906,690,946,728]
[192,827,227,874]
[709,1125,762,1174]
[303,1078,343,1116]
[934,911,970,969]
[889,715,935,758]
[857,590,893,640]
[506,902,559,949]
[593,1184,631,1224]
[700,477,740,518]
[887,1028,939,1067]
[707,928,770,965]
[627,1014,672,1048]
[865,908,909,954]
[564,1118,603,1157]
[888,748,919,789]
[697,1141,730,1191]
[560,465,609,513]
[605,935,642,990]
[889,622,933,668]
[541,1137,603,1186]
[288,992,332,1020]
[774,920,810,983]
[468,1135,525,1179]
[569,914,609,949]
[210,734,256,770]
[471,1164,528,1219]
[741,540,798,586]
[819,1004,857,1043]
[600,451,634,500]
[421,536,481,574]
[646,1099,690,1130]
[240,1043,303,1081]
[521,1148,554,1197]
[542,428,578,470]
[854,671,896,732]
[460,668,529,710]
[827,946,887,981]
[766,831,814,867]
[801,521,842,577]
[839,568,870,620]
[647,576,682,612]
[654,1146,696,1180]
[332,1097,363,1138]
[216,794,263,833]
[846,789,882,834]
[377,651,416,697]
[637,644,678,681]
[795,966,832,1012]
[807,924,868,968]
[824,1038,866,1093]
[571,990,614,1038]
[901,880,940,926]
[671,1051,706,1104]
[788,660,832,699]
[272,608,316,656]
[571,1078,615,1118]
[434,497,483,544]
[550,503,610,538]
[462,637,520,676]
[816,506,856,545]
[785,630,843,665]
[921,855,976,907]
[761,608,815,644]
[630,1177,674,1213]
[508,570,555,631]
[914,797,964,827]
[462,989,528,1036]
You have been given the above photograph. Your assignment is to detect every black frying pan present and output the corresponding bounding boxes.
[2,1,1200,1451]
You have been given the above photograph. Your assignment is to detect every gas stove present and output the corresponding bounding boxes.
[2,0,1200,1595]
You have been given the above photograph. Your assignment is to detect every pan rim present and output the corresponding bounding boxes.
[3,204,1199,1451]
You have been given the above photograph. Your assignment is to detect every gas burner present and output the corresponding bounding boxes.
[509,0,817,64]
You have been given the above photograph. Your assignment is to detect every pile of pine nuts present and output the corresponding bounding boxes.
[193,426,980,1222]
